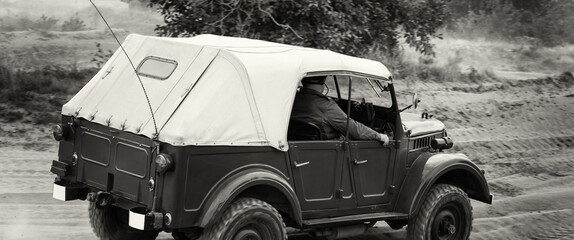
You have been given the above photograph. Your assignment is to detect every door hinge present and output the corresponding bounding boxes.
[336,189,344,199]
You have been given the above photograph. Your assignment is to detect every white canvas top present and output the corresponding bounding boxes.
[63,34,392,151]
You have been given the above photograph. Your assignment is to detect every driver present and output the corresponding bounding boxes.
[290,76,389,144]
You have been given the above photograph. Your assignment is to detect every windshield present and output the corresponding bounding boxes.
[325,75,393,108]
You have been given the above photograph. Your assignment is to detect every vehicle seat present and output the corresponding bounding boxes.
[287,119,324,140]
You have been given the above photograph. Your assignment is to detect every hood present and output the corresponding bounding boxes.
[401,112,445,137]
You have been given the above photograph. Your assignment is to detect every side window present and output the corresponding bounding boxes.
[325,75,348,100]
[136,56,178,80]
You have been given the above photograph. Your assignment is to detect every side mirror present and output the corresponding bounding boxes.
[412,93,420,109]
[401,93,422,112]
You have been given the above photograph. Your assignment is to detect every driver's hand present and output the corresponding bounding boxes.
[377,134,390,146]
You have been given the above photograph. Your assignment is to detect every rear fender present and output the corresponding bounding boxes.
[197,166,302,228]
[394,152,492,217]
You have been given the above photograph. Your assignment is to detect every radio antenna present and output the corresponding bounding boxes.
[89,0,159,140]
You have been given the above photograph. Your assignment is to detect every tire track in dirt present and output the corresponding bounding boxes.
[398,76,574,240]
[0,148,56,194]
[473,209,574,240]
[456,125,574,200]
[0,148,83,239]
[0,193,94,240]
[528,210,574,240]
[457,136,574,179]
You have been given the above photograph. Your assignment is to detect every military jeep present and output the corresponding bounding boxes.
[50,34,492,240]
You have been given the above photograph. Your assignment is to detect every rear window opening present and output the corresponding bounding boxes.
[136,56,178,80]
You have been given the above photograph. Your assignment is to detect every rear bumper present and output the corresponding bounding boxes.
[129,207,164,230]
[53,181,164,230]
[52,181,87,201]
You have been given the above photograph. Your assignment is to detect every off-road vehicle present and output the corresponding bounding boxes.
[50,34,492,240]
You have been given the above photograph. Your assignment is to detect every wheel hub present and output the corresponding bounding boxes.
[233,228,262,240]
[447,223,456,235]
[433,208,458,239]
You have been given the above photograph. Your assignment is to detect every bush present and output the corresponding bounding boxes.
[17,16,35,31]
[0,65,12,89]
[367,47,492,84]
[0,109,24,123]
[31,111,60,125]
[0,15,61,32]
[33,15,59,32]
[62,15,86,32]
[1,65,94,94]
[0,63,96,125]
[91,43,114,68]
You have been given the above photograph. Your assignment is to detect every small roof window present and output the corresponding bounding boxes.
[137,56,178,80]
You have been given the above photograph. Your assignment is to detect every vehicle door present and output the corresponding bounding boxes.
[349,141,395,206]
[287,75,356,211]
[287,141,355,211]
[344,76,397,206]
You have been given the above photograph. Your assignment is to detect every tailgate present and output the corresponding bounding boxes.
[75,120,156,205]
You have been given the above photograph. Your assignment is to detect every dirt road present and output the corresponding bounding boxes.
[1,74,573,239]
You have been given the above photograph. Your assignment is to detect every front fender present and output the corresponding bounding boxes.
[197,166,302,228]
[394,152,492,217]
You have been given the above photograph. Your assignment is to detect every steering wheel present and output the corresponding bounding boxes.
[352,99,376,127]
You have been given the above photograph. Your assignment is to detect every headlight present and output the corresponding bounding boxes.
[154,153,173,173]
[53,124,73,141]
[431,137,453,151]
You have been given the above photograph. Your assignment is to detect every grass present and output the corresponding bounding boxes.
[386,34,574,85]
[367,45,494,87]
[0,62,95,124]
[1,22,573,127]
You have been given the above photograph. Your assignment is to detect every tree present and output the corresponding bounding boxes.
[147,0,448,56]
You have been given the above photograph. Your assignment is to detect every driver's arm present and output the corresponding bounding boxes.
[321,99,388,143]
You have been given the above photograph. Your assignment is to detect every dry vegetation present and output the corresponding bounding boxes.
[0,1,573,239]
[1,1,573,128]
[0,0,160,130]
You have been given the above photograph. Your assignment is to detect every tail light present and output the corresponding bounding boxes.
[53,124,73,141]
[154,153,173,173]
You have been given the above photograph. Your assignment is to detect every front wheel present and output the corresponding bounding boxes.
[200,198,287,240]
[88,202,159,240]
[407,184,473,240]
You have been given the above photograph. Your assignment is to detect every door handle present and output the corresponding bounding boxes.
[354,159,368,165]
[294,161,310,168]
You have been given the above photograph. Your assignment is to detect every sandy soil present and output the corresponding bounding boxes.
[2,1,572,239]
[1,72,572,240]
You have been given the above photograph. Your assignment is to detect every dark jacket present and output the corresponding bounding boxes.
[291,88,381,140]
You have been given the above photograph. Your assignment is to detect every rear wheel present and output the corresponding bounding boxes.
[407,184,473,240]
[200,198,287,240]
[89,202,159,240]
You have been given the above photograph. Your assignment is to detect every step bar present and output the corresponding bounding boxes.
[303,212,408,227]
